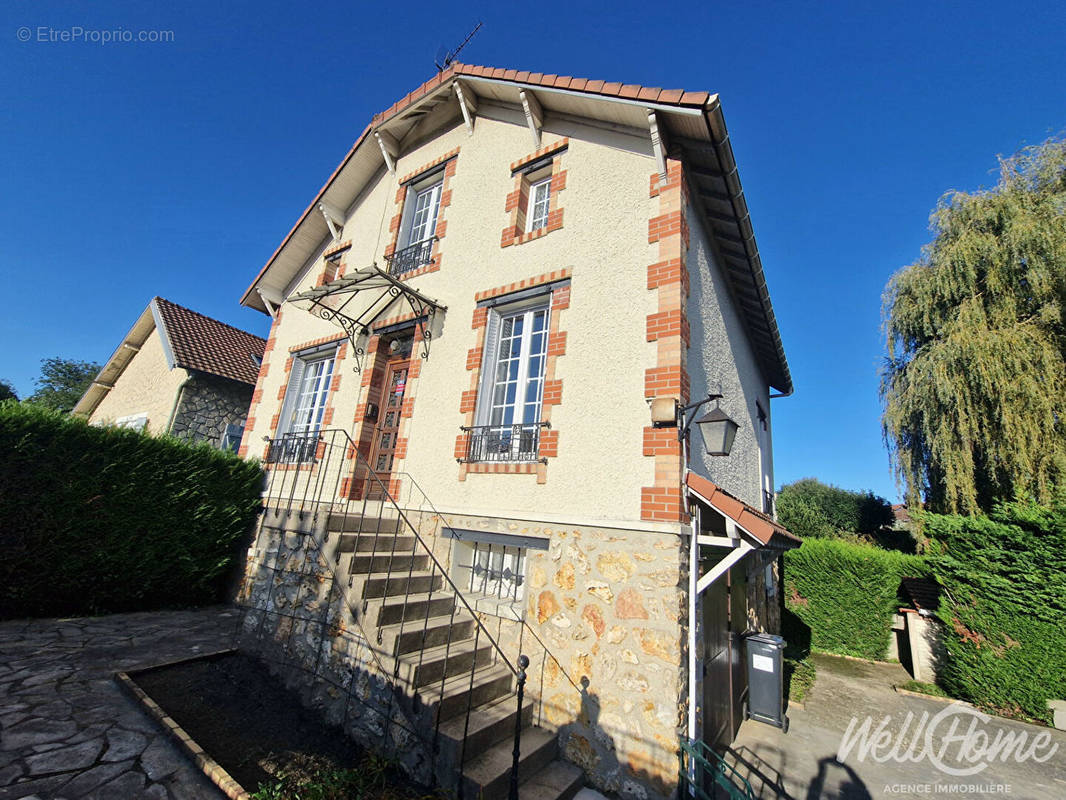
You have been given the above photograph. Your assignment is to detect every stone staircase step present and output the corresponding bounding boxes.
[419,664,514,723]
[380,615,475,656]
[367,591,456,627]
[327,508,400,533]
[358,571,443,598]
[461,726,558,800]
[335,531,417,553]
[349,553,429,575]
[396,638,494,688]
[437,693,534,762]
[517,760,584,800]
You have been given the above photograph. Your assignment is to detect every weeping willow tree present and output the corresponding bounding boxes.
[882,137,1066,515]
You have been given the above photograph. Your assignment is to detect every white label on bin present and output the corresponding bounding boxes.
[752,654,774,672]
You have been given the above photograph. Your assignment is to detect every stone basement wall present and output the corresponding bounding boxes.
[171,373,254,446]
[440,513,687,800]
[235,510,434,785]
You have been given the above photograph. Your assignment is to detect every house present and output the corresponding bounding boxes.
[235,63,799,800]
[73,297,266,449]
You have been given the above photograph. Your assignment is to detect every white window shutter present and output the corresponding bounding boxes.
[475,309,502,426]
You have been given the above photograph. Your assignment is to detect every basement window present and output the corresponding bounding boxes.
[447,529,548,620]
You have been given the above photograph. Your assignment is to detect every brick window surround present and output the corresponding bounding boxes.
[458,269,571,484]
[384,148,460,280]
[501,139,568,248]
[316,240,351,286]
[259,335,348,469]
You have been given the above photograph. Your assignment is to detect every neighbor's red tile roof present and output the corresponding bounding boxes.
[371,62,712,127]
[154,298,266,386]
[686,472,801,547]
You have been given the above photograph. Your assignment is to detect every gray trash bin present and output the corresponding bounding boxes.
[745,632,788,732]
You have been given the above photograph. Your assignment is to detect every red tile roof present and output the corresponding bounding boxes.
[686,472,801,548]
[154,298,266,385]
[370,62,711,127]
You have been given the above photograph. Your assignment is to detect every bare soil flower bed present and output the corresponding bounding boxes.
[132,651,423,797]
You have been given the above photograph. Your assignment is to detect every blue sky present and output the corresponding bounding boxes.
[2,1,1063,500]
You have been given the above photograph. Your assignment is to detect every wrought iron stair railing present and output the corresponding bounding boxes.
[245,428,528,799]
[679,738,756,800]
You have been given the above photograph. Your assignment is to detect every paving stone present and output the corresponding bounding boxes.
[0,718,78,751]
[53,760,133,797]
[85,770,145,799]
[0,761,25,785]
[0,772,73,798]
[24,739,103,776]
[101,729,146,762]
[140,738,187,781]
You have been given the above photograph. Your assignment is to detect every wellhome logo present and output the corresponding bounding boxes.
[837,703,1058,777]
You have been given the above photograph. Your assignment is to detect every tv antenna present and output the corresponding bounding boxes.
[436,21,482,71]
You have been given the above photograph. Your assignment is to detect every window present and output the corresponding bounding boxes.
[526,177,551,232]
[448,530,547,619]
[406,179,443,246]
[467,300,549,462]
[115,413,148,431]
[220,422,244,453]
[271,347,336,462]
[390,172,443,275]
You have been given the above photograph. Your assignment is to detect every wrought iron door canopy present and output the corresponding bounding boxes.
[288,263,446,372]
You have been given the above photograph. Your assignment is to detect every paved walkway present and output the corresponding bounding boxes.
[730,652,1066,799]
[0,607,238,799]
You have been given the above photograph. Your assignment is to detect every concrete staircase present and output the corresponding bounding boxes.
[327,509,583,800]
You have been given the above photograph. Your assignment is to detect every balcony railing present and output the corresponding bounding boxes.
[263,431,321,464]
[385,237,436,277]
[459,421,549,464]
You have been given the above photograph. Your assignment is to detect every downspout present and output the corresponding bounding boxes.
[165,372,195,436]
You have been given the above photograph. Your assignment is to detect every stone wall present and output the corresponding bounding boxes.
[171,372,253,446]
[438,512,687,800]
[235,510,435,784]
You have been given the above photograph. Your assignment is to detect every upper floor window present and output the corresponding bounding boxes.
[389,171,443,276]
[526,175,551,232]
[466,299,549,463]
[406,179,443,246]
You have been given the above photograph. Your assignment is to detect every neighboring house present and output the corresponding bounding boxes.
[73,297,266,449]
[236,63,799,800]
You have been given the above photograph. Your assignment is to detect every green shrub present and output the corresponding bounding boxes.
[0,401,263,619]
[783,538,930,659]
[922,499,1066,723]
[777,478,894,540]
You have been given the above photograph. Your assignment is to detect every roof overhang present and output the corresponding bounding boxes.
[686,471,801,550]
[72,300,165,418]
[241,63,791,394]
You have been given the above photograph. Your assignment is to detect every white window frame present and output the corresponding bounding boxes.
[526,176,551,232]
[400,172,444,249]
[279,347,337,441]
[448,531,547,620]
[471,297,550,462]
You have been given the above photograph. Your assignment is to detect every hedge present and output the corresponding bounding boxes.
[923,500,1066,724]
[783,538,930,659]
[777,478,894,539]
[0,401,263,619]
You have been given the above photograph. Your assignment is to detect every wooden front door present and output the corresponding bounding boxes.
[367,360,408,495]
